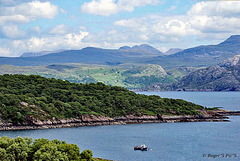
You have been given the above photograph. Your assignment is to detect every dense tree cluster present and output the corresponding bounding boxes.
[124,75,175,87]
[0,74,203,124]
[0,136,94,161]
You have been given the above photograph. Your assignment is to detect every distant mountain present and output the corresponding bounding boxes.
[20,49,65,57]
[119,44,163,57]
[2,36,240,68]
[119,46,131,50]
[0,46,161,66]
[146,35,240,69]
[164,48,183,55]
[171,55,240,91]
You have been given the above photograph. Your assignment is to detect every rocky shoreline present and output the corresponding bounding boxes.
[1,110,239,131]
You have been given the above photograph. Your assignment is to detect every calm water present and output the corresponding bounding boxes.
[1,92,240,161]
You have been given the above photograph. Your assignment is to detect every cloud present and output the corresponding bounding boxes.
[187,2,240,34]
[1,0,16,7]
[0,48,11,57]
[32,26,41,33]
[49,25,69,35]
[65,32,90,47]
[2,0,52,6]
[168,5,176,11]
[1,1,58,24]
[152,19,198,37]
[1,15,30,24]
[0,29,90,56]
[114,19,140,27]
[1,1,240,57]
[25,31,89,51]
[1,25,26,39]
[188,1,240,17]
[27,37,46,51]
[81,0,161,16]
[113,1,240,44]
[81,0,118,16]
[60,8,67,14]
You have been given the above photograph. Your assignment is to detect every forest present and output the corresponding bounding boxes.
[0,74,204,125]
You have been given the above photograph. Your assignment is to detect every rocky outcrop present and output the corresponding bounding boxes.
[170,55,240,91]
[0,110,238,131]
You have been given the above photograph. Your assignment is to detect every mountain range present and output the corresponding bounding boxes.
[0,44,163,66]
[0,36,240,68]
[146,35,240,69]
[164,48,183,55]
[20,49,66,57]
[119,44,164,56]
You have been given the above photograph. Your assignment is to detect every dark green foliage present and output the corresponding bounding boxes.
[0,74,203,124]
[80,150,93,161]
[0,136,93,161]
[46,65,76,71]
[124,75,175,87]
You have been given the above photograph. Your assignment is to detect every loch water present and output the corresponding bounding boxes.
[1,92,240,161]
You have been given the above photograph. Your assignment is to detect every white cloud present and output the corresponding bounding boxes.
[2,0,16,6]
[1,15,30,24]
[152,19,198,37]
[27,37,46,51]
[113,1,240,44]
[81,0,161,16]
[0,30,90,56]
[188,1,240,17]
[0,48,11,57]
[114,19,140,27]
[2,0,50,6]
[2,1,240,57]
[1,1,58,24]
[81,0,118,16]
[60,8,67,14]
[65,32,89,47]
[1,25,26,39]
[25,32,90,52]
[32,26,41,33]
[168,5,176,11]
[49,25,69,35]
[187,2,240,34]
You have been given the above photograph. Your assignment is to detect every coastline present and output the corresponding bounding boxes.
[1,111,239,131]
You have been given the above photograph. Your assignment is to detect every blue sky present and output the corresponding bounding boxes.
[1,0,240,56]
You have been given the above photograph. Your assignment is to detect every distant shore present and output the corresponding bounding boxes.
[1,111,239,131]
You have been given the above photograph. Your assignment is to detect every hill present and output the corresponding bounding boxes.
[164,48,183,55]
[0,44,162,66]
[20,49,66,57]
[0,74,204,126]
[146,35,240,69]
[119,44,163,56]
[171,55,240,91]
[0,64,177,89]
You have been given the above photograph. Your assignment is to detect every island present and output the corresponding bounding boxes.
[0,74,239,131]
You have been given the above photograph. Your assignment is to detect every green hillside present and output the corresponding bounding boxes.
[0,74,203,125]
[0,64,178,89]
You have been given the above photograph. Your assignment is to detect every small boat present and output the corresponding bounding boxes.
[134,144,148,151]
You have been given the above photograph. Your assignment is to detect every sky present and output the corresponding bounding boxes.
[0,0,240,57]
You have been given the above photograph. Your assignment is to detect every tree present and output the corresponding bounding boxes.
[0,136,93,161]
[80,150,93,161]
